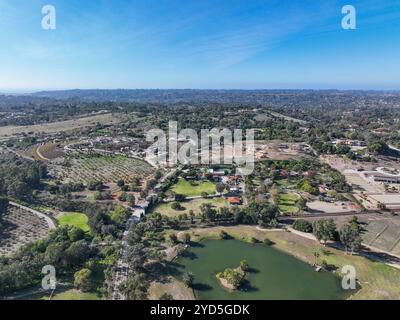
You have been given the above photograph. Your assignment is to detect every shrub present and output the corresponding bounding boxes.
[171,202,182,210]
[263,238,273,245]
[249,237,258,244]
[219,230,230,240]
[181,233,191,244]
[74,268,94,292]
[292,219,313,233]
[239,259,249,272]
[201,192,208,198]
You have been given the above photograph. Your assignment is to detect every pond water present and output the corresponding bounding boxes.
[174,239,352,300]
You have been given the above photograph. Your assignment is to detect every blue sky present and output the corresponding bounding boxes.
[0,0,399,91]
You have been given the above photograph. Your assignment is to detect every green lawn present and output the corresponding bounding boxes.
[47,289,101,300]
[171,178,216,197]
[279,193,301,215]
[57,213,90,233]
[275,179,296,189]
[153,197,231,217]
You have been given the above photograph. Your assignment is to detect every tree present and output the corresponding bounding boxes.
[117,179,125,187]
[292,219,313,233]
[110,206,130,225]
[74,268,93,292]
[127,272,148,300]
[44,242,65,266]
[182,272,194,288]
[126,194,135,207]
[7,181,29,198]
[159,293,174,300]
[171,202,182,210]
[263,237,273,245]
[313,250,320,266]
[88,180,103,191]
[0,197,9,224]
[339,224,362,255]
[216,183,225,194]
[219,230,230,239]
[126,243,146,272]
[68,226,85,242]
[168,233,178,244]
[200,203,216,221]
[175,194,186,202]
[217,268,244,289]
[65,240,91,267]
[313,219,336,244]
[119,192,128,202]
[368,140,389,155]
[296,198,307,211]
[298,180,319,195]
[239,259,249,272]
[181,233,191,244]
[189,210,195,224]
[270,185,279,204]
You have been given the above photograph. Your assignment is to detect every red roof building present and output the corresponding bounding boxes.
[227,197,242,205]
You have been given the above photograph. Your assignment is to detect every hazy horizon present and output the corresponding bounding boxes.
[1,0,399,90]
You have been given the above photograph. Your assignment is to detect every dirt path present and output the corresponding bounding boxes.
[35,143,51,161]
[9,201,56,230]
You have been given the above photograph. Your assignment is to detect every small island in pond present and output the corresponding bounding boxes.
[216,260,249,290]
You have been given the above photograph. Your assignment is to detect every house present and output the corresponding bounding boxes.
[227,197,242,205]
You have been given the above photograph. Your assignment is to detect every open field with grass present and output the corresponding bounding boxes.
[279,193,300,215]
[148,276,195,300]
[56,213,90,233]
[52,154,154,184]
[15,287,102,300]
[171,178,216,197]
[275,178,296,189]
[181,225,400,299]
[0,113,121,139]
[49,289,102,300]
[153,197,231,217]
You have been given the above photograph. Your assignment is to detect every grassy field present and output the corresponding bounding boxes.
[279,193,301,215]
[171,178,216,197]
[183,225,400,300]
[0,113,120,139]
[57,213,90,233]
[148,276,195,300]
[153,197,230,217]
[49,289,101,300]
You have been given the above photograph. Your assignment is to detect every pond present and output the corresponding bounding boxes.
[174,239,352,300]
